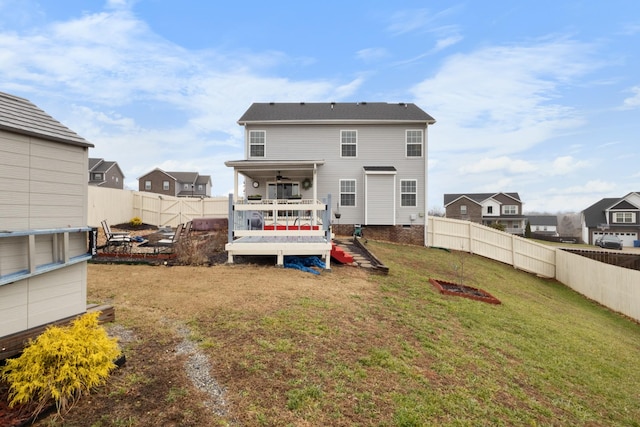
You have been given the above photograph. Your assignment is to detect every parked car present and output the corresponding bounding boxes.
[595,235,623,250]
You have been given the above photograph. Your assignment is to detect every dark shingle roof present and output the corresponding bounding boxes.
[0,91,92,147]
[443,192,521,206]
[363,166,397,172]
[582,198,618,227]
[167,172,199,183]
[238,102,435,124]
[525,215,557,226]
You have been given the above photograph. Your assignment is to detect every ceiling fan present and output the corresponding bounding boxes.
[275,171,291,181]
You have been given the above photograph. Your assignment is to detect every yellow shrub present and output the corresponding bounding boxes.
[0,312,121,419]
[129,216,143,227]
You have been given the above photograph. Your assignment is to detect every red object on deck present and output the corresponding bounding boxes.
[331,242,354,264]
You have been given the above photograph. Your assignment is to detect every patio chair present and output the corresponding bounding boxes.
[156,223,184,252]
[101,219,132,252]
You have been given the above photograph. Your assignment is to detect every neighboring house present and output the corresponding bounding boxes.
[0,91,94,345]
[138,168,212,197]
[225,102,436,247]
[88,157,125,189]
[581,192,640,247]
[444,192,526,235]
[526,215,559,236]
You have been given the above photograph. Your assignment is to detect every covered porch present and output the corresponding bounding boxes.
[224,160,334,269]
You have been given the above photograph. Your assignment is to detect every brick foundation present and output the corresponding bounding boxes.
[332,224,425,246]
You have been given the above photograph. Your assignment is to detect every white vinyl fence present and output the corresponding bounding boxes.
[427,216,640,323]
[88,186,227,228]
[428,216,557,278]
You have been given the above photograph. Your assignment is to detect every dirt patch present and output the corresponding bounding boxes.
[429,278,501,304]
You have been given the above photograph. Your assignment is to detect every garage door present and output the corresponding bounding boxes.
[592,231,638,247]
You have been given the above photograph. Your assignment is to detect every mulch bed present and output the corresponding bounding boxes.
[429,278,501,304]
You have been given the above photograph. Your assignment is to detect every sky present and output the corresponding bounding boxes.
[1,0,639,213]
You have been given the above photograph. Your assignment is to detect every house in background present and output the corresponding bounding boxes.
[224,102,435,265]
[138,168,212,198]
[0,91,94,352]
[525,215,559,236]
[581,192,640,247]
[88,157,125,189]
[444,192,526,235]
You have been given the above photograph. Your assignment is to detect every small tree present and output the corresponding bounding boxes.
[525,221,532,238]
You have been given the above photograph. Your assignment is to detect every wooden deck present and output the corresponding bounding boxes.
[225,235,332,269]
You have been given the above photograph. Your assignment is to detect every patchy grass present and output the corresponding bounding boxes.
[27,241,640,426]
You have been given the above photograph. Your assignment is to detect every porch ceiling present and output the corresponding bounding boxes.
[225,159,325,180]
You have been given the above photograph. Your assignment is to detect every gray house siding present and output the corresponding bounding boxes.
[243,123,427,226]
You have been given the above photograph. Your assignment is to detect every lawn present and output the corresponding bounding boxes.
[32,241,640,426]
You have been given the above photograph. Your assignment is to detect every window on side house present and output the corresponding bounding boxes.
[92,173,103,181]
[487,206,493,214]
[144,180,151,190]
[198,184,203,191]
[400,180,417,207]
[340,179,356,207]
[614,212,635,223]
[341,130,357,157]
[249,130,266,157]
[406,130,423,157]
[503,205,518,215]
[460,205,467,215]
[163,181,169,190]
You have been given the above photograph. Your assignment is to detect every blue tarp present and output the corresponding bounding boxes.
[284,256,325,275]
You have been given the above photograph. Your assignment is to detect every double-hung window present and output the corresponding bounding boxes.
[163,181,169,190]
[249,130,266,157]
[613,212,635,223]
[406,130,423,157]
[144,180,151,190]
[340,179,356,207]
[503,205,518,215]
[400,180,417,207]
[341,130,357,157]
[460,205,467,215]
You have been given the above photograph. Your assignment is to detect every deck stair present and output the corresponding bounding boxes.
[331,241,355,264]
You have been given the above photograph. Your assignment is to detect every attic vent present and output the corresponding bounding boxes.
[300,102,305,105]
[269,102,274,105]
[361,101,367,105]
[330,102,335,109]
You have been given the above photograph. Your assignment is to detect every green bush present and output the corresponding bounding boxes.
[0,312,121,419]
[129,216,143,227]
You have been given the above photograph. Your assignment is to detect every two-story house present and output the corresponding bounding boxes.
[138,168,212,198]
[88,157,125,189]
[444,192,526,235]
[581,192,640,247]
[224,102,435,266]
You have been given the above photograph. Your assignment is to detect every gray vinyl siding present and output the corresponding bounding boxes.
[245,123,427,225]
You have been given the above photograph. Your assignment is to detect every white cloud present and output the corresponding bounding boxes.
[548,156,590,175]
[356,47,389,62]
[620,85,640,110]
[413,38,596,156]
[549,180,616,195]
[459,156,536,174]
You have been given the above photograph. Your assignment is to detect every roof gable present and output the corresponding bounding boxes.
[0,91,92,147]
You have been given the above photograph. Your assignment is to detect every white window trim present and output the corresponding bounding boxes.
[502,205,518,215]
[405,129,424,158]
[144,180,151,190]
[613,212,635,223]
[460,205,467,215]
[249,130,266,158]
[340,130,358,158]
[339,179,357,207]
[400,179,417,207]
[163,181,169,190]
